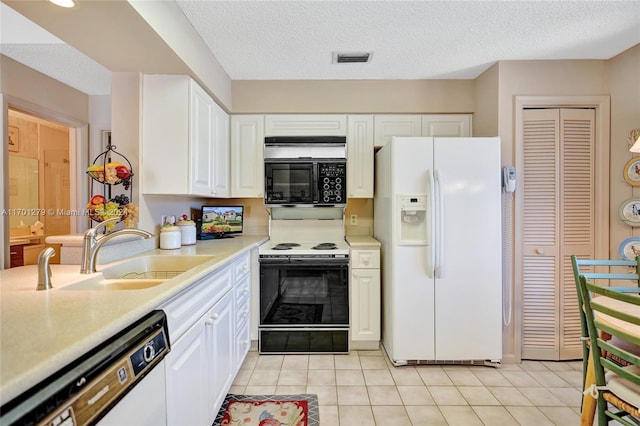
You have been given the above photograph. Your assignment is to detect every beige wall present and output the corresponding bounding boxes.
[489,55,640,362]
[1,55,90,269]
[231,79,475,113]
[1,55,89,123]
[473,63,499,138]
[608,45,640,259]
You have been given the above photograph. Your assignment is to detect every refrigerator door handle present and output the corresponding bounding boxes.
[427,169,435,278]
[434,169,444,278]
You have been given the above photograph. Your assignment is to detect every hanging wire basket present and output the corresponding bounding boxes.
[86,143,134,188]
[85,143,138,229]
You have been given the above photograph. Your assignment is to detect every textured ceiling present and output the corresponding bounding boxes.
[176,0,640,80]
[1,0,639,96]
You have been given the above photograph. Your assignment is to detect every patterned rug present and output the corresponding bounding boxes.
[213,394,319,426]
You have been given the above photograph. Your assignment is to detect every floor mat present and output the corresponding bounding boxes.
[213,393,319,426]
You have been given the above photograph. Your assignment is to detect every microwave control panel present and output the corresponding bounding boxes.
[318,163,346,204]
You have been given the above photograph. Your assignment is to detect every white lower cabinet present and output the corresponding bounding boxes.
[350,247,381,350]
[207,291,234,419]
[162,250,253,425]
[165,316,209,426]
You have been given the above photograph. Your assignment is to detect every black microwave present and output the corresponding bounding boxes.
[264,136,347,207]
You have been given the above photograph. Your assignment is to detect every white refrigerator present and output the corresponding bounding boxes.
[374,136,502,365]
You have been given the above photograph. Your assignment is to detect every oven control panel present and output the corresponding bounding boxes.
[318,163,346,204]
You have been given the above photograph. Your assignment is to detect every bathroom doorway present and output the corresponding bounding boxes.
[7,109,71,267]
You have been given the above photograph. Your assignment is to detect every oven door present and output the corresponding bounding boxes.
[259,257,349,353]
[264,161,316,205]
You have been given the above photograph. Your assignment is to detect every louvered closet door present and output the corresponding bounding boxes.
[521,108,595,360]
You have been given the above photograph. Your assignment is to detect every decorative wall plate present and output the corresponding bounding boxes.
[624,158,640,186]
[619,237,640,260]
[619,197,640,226]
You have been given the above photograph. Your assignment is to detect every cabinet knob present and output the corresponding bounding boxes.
[210,313,219,320]
[535,248,544,255]
[205,318,214,325]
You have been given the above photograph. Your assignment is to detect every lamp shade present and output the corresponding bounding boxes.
[631,135,640,153]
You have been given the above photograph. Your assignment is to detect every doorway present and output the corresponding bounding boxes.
[514,96,610,361]
[7,109,71,267]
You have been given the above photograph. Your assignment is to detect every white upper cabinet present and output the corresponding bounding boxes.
[373,114,472,147]
[265,114,347,136]
[231,115,264,198]
[373,115,422,147]
[421,114,472,137]
[347,115,374,198]
[212,102,230,197]
[142,75,229,197]
[189,81,215,196]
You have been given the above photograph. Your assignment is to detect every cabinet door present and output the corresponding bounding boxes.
[212,102,230,197]
[165,318,208,426]
[347,115,374,198]
[421,114,472,137]
[142,75,190,195]
[265,114,347,136]
[374,115,422,147]
[206,291,234,421]
[351,268,381,342]
[189,81,214,196]
[231,115,265,198]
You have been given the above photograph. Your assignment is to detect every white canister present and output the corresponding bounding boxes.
[160,225,181,250]
[176,219,196,246]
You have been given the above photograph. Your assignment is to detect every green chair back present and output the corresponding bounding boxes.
[578,274,640,425]
[571,255,640,392]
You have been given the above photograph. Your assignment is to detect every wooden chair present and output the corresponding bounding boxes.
[571,256,640,389]
[578,274,640,425]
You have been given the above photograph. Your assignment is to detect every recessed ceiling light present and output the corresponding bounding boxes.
[49,0,75,8]
[332,52,373,64]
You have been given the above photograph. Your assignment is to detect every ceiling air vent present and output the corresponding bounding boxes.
[332,52,373,64]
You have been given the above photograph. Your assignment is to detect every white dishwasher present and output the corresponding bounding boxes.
[0,310,170,426]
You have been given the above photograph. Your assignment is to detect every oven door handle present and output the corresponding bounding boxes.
[259,258,292,264]
[289,257,349,265]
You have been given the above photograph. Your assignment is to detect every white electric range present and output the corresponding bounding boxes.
[258,209,350,354]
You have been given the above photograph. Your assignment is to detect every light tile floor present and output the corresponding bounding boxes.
[229,349,584,425]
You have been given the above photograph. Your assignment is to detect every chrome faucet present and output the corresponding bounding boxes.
[36,247,56,291]
[80,218,154,274]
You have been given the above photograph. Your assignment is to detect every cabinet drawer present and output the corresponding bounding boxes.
[235,298,250,329]
[234,252,251,281]
[234,317,251,370]
[161,265,233,342]
[234,275,250,306]
[351,249,380,269]
[10,245,24,268]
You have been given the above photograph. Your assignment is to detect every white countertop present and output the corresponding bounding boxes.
[0,235,268,406]
[346,235,381,248]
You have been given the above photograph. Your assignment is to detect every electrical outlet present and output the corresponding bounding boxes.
[350,214,358,226]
